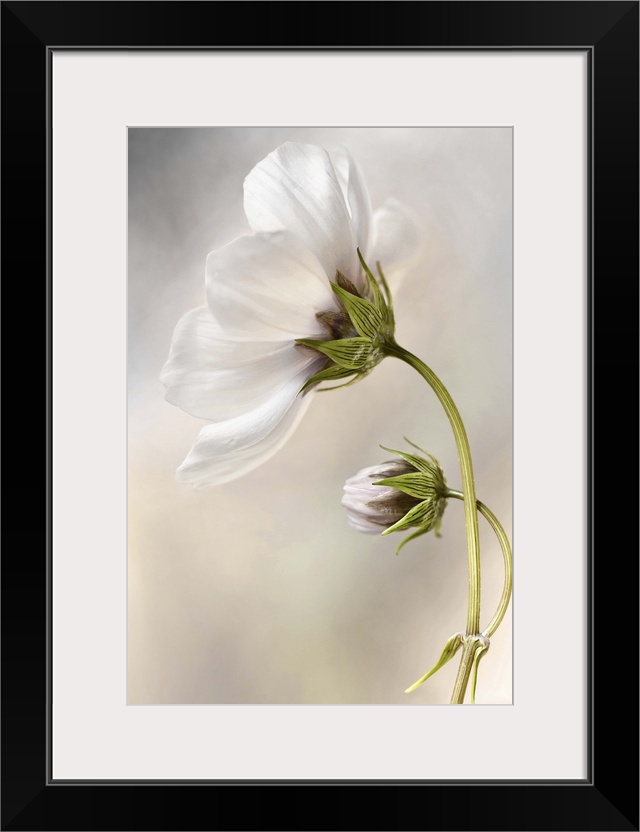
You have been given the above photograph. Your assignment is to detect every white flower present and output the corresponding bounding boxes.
[161,142,421,487]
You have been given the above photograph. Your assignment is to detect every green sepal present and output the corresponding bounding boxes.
[316,369,372,392]
[330,282,382,340]
[356,248,395,329]
[432,509,445,539]
[381,499,434,536]
[357,247,384,310]
[403,439,444,475]
[376,260,394,311]
[379,444,439,478]
[403,436,434,459]
[394,525,429,555]
[405,633,464,693]
[298,363,357,394]
[296,337,371,369]
[374,472,438,500]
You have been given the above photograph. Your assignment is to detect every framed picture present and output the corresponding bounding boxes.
[2,2,637,830]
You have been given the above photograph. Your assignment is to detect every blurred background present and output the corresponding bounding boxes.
[128,127,512,705]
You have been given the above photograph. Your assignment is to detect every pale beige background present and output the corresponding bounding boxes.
[128,127,512,704]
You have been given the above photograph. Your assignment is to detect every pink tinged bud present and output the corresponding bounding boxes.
[342,444,448,553]
[341,460,420,534]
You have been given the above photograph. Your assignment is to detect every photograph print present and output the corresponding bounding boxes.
[127,126,513,705]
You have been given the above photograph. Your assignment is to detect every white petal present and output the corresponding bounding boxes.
[160,306,321,422]
[345,512,386,535]
[371,198,423,291]
[176,363,323,488]
[206,231,336,342]
[243,142,358,282]
[331,145,373,264]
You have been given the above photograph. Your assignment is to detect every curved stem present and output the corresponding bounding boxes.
[385,342,481,636]
[448,490,512,639]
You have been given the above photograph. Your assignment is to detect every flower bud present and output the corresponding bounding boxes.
[341,443,448,553]
[342,459,420,534]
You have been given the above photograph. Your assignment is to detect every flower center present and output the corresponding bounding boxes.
[316,269,364,340]
[316,309,359,340]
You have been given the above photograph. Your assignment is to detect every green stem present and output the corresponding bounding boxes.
[450,638,477,704]
[448,491,512,639]
[385,342,482,636]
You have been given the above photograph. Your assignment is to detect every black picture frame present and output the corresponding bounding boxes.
[2,2,638,830]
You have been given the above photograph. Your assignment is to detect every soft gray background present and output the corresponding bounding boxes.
[128,127,512,704]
